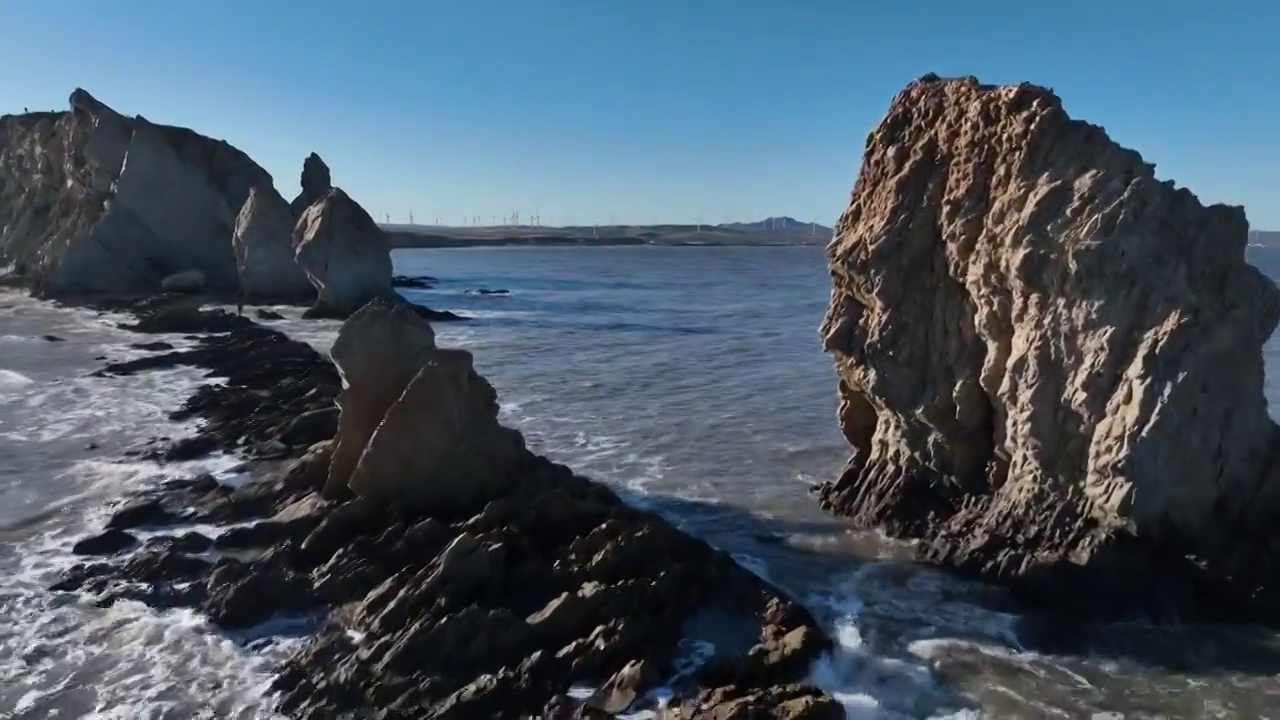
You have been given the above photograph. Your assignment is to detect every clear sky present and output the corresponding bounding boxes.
[0,1,1275,228]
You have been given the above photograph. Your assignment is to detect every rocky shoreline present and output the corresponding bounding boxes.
[49,296,841,719]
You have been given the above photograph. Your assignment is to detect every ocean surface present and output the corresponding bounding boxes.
[2,244,1280,719]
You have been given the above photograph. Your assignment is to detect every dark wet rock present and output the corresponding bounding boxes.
[72,528,138,556]
[117,304,253,335]
[56,299,836,718]
[465,287,510,296]
[106,497,181,530]
[279,407,339,447]
[391,275,437,289]
[403,302,465,322]
[42,334,64,342]
[130,340,174,351]
[161,434,222,462]
[255,308,285,320]
[144,531,214,554]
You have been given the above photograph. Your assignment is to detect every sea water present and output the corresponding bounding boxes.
[2,245,1280,719]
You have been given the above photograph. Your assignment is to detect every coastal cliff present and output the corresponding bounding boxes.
[0,89,282,296]
[818,75,1280,622]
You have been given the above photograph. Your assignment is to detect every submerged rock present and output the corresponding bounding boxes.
[293,189,394,318]
[817,74,1280,623]
[0,89,278,296]
[233,186,314,302]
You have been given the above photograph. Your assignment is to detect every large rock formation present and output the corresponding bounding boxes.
[293,188,394,317]
[326,302,524,512]
[232,186,314,301]
[817,74,1280,623]
[53,297,837,719]
[288,152,332,218]
[0,89,281,295]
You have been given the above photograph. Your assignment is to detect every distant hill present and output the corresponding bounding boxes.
[719,216,832,233]
[1252,231,1280,246]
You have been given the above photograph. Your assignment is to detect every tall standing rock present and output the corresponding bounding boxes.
[0,89,275,295]
[289,152,332,219]
[325,300,524,514]
[293,188,394,317]
[817,74,1280,622]
[232,186,314,301]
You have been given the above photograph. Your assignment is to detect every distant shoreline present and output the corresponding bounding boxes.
[382,222,831,249]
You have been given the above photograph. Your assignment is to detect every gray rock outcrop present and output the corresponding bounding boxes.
[289,152,332,219]
[293,188,394,317]
[0,89,279,295]
[326,300,525,515]
[232,186,313,301]
[817,74,1280,622]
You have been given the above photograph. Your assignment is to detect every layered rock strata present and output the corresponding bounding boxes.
[817,74,1280,622]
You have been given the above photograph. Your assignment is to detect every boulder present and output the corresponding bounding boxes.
[159,269,204,293]
[327,300,440,492]
[289,152,332,219]
[293,189,394,318]
[0,89,280,295]
[326,300,523,513]
[817,74,1280,622]
[349,346,525,515]
[232,186,313,301]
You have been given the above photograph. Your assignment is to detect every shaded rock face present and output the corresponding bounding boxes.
[232,186,314,301]
[293,188,393,317]
[53,297,834,719]
[289,152,332,219]
[817,74,1280,622]
[0,89,278,295]
[328,301,525,514]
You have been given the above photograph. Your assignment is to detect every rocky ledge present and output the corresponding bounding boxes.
[55,297,840,719]
[817,74,1280,625]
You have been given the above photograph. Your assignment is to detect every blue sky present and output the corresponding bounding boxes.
[1,1,1276,227]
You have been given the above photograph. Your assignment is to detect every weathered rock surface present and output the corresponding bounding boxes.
[817,74,1280,622]
[232,186,314,301]
[330,301,525,513]
[0,89,279,295]
[293,188,394,317]
[56,298,836,718]
[289,152,332,219]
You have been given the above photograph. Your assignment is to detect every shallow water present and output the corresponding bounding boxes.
[2,245,1280,718]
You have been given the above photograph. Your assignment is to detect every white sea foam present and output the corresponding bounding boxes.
[0,368,35,391]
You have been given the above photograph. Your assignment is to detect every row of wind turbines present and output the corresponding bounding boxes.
[375,213,820,235]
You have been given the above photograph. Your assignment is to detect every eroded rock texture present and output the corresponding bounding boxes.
[293,188,394,317]
[818,74,1280,622]
[233,185,314,301]
[0,89,279,295]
